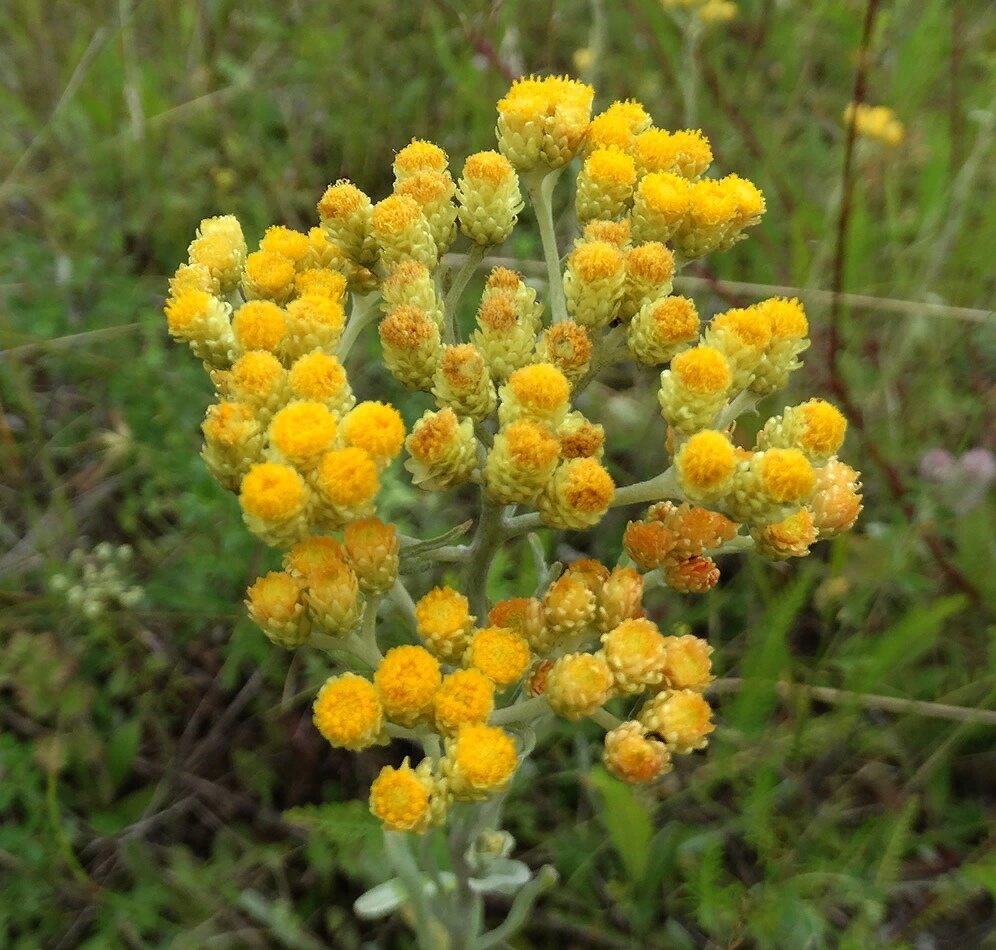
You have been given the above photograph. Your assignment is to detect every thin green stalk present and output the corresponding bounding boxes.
[388,577,418,630]
[443,807,484,950]
[490,695,550,726]
[479,866,558,949]
[443,243,487,342]
[591,706,623,731]
[337,292,381,360]
[523,168,568,323]
[383,831,439,950]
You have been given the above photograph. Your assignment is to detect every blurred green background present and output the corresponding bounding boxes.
[1,1,994,947]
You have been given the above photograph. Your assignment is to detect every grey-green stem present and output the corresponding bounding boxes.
[523,167,568,324]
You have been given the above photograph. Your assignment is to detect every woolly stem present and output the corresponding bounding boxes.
[337,291,381,360]
[443,242,487,342]
[524,167,568,323]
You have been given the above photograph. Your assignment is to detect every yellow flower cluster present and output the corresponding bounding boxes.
[164,75,862,835]
[844,102,905,148]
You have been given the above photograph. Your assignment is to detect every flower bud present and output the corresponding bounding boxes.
[752,507,818,559]
[379,305,441,391]
[268,401,338,470]
[343,518,400,592]
[498,363,572,428]
[563,241,626,330]
[369,758,439,833]
[556,411,605,460]
[618,242,676,321]
[371,194,438,272]
[457,151,524,246]
[260,225,311,270]
[704,306,772,390]
[381,260,444,330]
[662,556,720,594]
[471,292,536,383]
[307,559,363,634]
[750,297,810,395]
[639,689,715,753]
[633,128,712,179]
[283,535,347,584]
[201,402,264,490]
[393,139,449,182]
[543,573,596,641]
[628,296,699,365]
[659,633,714,691]
[601,618,668,694]
[312,447,380,528]
[757,399,848,465]
[596,566,644,633]
[575,147,637,222]
[432,344,497,421]
[604,722,672,784]
[225,351,289,421]
[241,250,297,305]
[317,179,376,265]
[545,652,614,720]
[163,289,234,369]
[675,430,738,504]
[658,345,732,433]
[586,100,651,153]
[246,571,310,648]
[484,420,560,505]
[632,172,691,244]
[396,170,458,255]
[283,294,346,359]
[405,407,478,491]
[725,449,816,524]
[539,458,615,530]
[340,401,406,470]
[809,459,863,539]
[489,598,548,655]
[187,215,247,294]
[535,322,593,385]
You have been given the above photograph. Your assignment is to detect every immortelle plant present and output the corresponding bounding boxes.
[163,76,862,948]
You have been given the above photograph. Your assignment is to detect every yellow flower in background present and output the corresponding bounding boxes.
[844,102,905,147]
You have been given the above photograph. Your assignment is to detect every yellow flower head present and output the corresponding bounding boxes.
[540,322,593,379]
[284,534,346,582]
[584,147,637,187]
[317,179,370,221]
[810,459,863,538]
[433,668,495,735]
[601,618,669,693]
[450,724,518,793]
[313,673,384,750]
[560,457,615,514]
[623,518,677,569]
[507,363,571,415]
[462,150,516,185]
[671,345,732,394]
[558,413,605,459]
[465,627,531,688]
[845,103,905,148]
[564,557,610,594]
[503,420,561,471]
[343,517,400,591]
[485,267,524,292]
[202,401,256,447]
[711,306,772,350]
[372,194,423,236]
[406,406,460,463]
[488,598,545,645]
[394,139,449,180]
[757,297,808,340]
[438,343,489,388]
[587,99,651,150]
[640,689,715,754]
[286,293,346,332]
[597,566,645,632]
[295,268,348,300]
[240,462,306,520]
[374,645,442,725]
[228,350,286,399]
[269,401,338,465]
[648,296,700,343]
[416,586,474,660]
[758,448,816,504]
[676,430,737,494]
[169,262,216,296]
[753,507,819,559]
[315,447,380,508]
[634,128,712,178]
[369,760,433,833]
[545,652,614,720]
[583,218,632,246]
[288,351,349,402]
[686,179,739,228]
[260,225,310,266]
[638,171,692,216]
[233,300,288,354]
[795,400,848,458]
[164,289,214,335]
[604,722,672,784]
[379,305,437,350]
[246,570,303,625]
[243,250,297,302]
[396,170,454,209]
[626,242,675,285]
[660,633,714,691]
[569,241,625,283]
[477,294,518,333]
[544,573,597,634]
[342,401,406,464]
